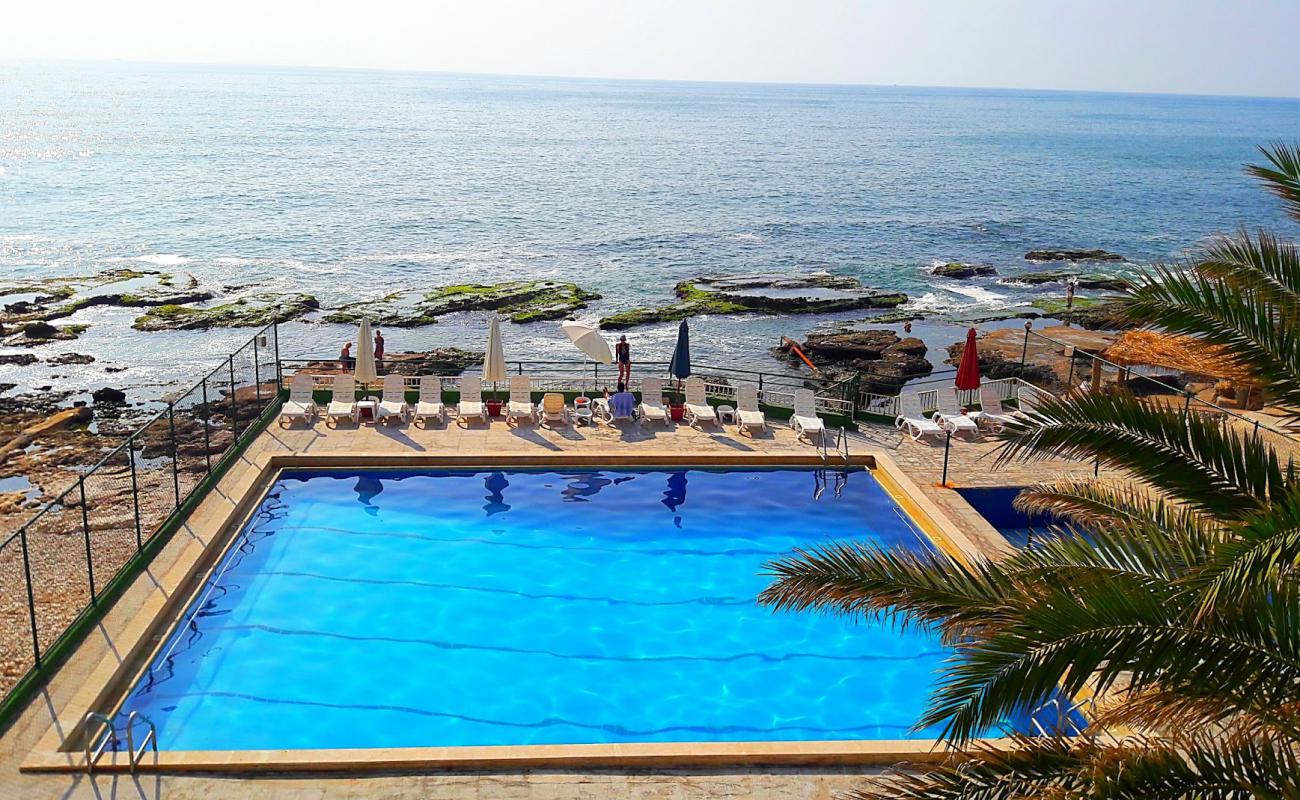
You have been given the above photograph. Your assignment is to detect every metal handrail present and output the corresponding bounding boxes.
[82,711,116,773]
[125,711,157,773]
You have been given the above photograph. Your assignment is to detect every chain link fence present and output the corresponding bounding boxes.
[0,323,282,707]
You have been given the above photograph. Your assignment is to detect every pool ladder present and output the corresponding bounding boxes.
[818,426,850,466]
[813,469,848,500]
[81,710,157,773]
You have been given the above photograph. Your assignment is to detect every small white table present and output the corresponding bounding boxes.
[574,407,594,427]
[356,399,378,425]
[716,404,736,424]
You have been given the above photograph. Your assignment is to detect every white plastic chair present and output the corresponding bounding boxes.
[325,374,359,426]
[895,392,944,441]
[734,383,766,436]
[683,377,717,427]
[637,377,668,425]
[278,373,318,427]
[458,377,485,424]
[934,387,980,437]
[412,376,446,427]
[376,374,410,425]
[790,388,826,444]
[506,375,536,426]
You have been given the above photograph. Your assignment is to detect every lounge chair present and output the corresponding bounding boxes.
[933,388,980,437]
[457,377,486,424]
[734,383,766,436]
[596,390,636,424]
[376,374,410,425]
[973,384,1018,432]
[325,374,359,426]
[895,392,945,441]
[412,376,447,427]
[505,375,536,426]
[637,377,668,425]
[683,377,718,427]
[790,388,826,444]
[537,392,569,427]
[278,373,318,427]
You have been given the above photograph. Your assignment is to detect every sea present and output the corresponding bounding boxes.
[3,60,1300,402]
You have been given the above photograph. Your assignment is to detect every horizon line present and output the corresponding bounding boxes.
[7,56,1300,103]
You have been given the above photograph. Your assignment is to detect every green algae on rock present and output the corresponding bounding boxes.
[0,269,212,325]
[600,273,907,330]
[322,281,601,326]
[133,293,320,331]
[1024,248,1125,262]
[1030,296,1134,330]
[929,262,997,279]
[1008,270,1130,290]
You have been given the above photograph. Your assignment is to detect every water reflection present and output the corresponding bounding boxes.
[483,472,511,516]
[662,472,687,528]
[561,472,613,502]
[353,476,383,517]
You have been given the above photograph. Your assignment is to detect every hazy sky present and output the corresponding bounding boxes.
[4,0,1299,97]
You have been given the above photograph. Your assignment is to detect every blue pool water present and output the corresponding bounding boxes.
[119,468,975,750]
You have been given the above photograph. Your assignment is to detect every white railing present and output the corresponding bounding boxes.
[860,377,1039,418]
[298,372,853,416]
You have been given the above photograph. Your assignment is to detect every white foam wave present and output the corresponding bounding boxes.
[106,253,191,266]
[730,233,764,243]
[941,283,1007,304]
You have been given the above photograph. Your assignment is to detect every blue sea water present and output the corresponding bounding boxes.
[2,61,1300,397]
[117,468,981,750]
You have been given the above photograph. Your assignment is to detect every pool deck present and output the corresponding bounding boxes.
[0,414,1113,798]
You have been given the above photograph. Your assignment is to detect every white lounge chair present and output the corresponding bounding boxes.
[376,374,410,425]
[933,388,980,437]
[457,377,486,424]
[595,394,635,425]
[537,392,569,427]
[278,373,318,427]
[790,388,826,444]
[412,376,447,427]
[895,392,945,441]
[505,375,536,426]
[325,374,359,426]
[734,383,767,436]
[637,377,668,425]
[973,384,1019,432]
[683,377,718,427]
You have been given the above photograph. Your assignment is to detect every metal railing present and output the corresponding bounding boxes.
[859,376,1025,419]
[0,322,284,718]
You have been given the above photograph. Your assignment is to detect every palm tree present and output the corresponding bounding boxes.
[759,144,1300,799]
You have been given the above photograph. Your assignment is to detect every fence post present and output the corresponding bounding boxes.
[168,402,181,508]
[758,373,764,393]
[941,431,952,486]
[1183,392,1192,415]
[128,437,143,550]
[201,375,212,473]
[253,335,262,402]
[228,355,238,440]
[273,323,282,394]
[19,527,40,666]
[1066,354,1076,387]
[79,479,96,603]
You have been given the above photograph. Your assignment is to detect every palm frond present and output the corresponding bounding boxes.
[758,542,1019,643]
[1125,264,1300,414]
[1246,141,1300,222]
[1013,478,1214,539]
[996,391,1286,519]
[1194,485,1300,611]
[1197,229,1300,313]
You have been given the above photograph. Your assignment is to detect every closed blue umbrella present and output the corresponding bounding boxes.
[668,320,691,380]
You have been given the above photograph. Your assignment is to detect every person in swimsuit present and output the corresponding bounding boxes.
[339,341,354,370]
[615,334,631,385]
[374,329,385,371]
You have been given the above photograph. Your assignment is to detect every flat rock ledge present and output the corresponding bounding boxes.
[1029,296,1136,330]
[1007,270,1130,290]
[303,348,483,375]
[322,281,601,327]
[133,293,320,331]
[930,262,998,279]
[600,273,907,330]
[773,328,932,394]
[0,269,212,325]
[1024,248,1125,263]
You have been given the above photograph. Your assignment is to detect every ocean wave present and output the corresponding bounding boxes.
[106,253,191,267]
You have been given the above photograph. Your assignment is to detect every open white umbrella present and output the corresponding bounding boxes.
[354,318,378,390]
[482,316,507,392]
[560,320,612,363]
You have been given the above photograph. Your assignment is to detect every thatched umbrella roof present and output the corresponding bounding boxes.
[1102,331,1256,383]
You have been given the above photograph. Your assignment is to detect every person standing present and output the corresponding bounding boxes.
[339,341,354,370]
[615,334,631,385]
[374,329,385,371]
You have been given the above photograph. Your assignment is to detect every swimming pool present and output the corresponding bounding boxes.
[112,468,966,751]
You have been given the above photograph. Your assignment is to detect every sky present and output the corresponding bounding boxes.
[3,0,1299,98]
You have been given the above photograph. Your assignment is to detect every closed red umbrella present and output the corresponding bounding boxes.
[955,327,981,391]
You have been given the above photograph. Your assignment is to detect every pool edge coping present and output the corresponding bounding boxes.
[23,451,996,774]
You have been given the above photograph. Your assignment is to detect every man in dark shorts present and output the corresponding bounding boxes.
[616,334,631,385]
[374,329,385,371]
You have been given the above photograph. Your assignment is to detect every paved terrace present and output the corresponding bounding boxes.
[0,413,1117,799]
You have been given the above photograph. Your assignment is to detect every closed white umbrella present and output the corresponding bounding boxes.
[354,318,378,389]
[560,320,612,363]
[483,315,507,385]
